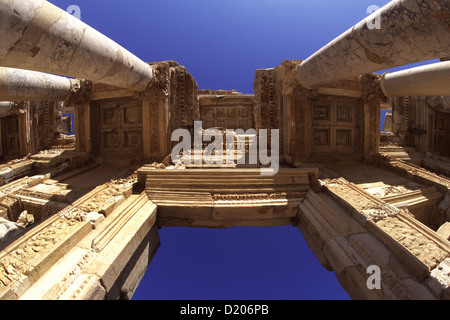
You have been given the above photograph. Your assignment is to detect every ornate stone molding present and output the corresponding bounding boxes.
[67,80,92,106]
[362,73,388,107]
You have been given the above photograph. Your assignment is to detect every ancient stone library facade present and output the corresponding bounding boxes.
[0,0,449,300]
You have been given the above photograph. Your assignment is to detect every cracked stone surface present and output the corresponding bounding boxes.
[0,0,153,91]
[297,0,450,88]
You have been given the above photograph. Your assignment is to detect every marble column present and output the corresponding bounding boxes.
[297,0,450,88]
[0,67,78,101]
[0,0,153,91]
[380,61,450,97]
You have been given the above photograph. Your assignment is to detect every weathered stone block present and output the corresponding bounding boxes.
[0,168,14,184]
[322,237,357,277]
[0,218,25,247]
[84,212,105,229]
[401,279,435,300]
[27,176,44,188]
[100,199,116,216]
[85,196,157,295]
[213,206,273,220]
[298,223,332,271]
[157,206,213,220]
[425,258,450,300]
[10,160,33,176]
[337,265,384,300]
[60,274,106,300]
[114,225,160,300]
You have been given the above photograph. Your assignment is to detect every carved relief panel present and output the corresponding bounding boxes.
[99,101,143,154]
[311,97,358,154]
[201,105,254,130]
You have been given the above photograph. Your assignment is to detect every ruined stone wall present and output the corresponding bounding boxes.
[391,96,450,156]
[167,62,199,132]
[73,61,199,164]
[148,61,199,160]
[0,169,160,300]
[198,90,254,131]
[254,60,379,163]
[299,161,450,300]
[0,101,64,161]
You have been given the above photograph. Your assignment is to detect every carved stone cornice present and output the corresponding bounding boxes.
[10,101,28,115]
[362,73,388,107]
[67,79,92,105]
[284,60,318,98]
[133,62,171,102]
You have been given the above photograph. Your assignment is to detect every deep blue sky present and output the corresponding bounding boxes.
[47,0,422,300]
[51,0,401,94]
